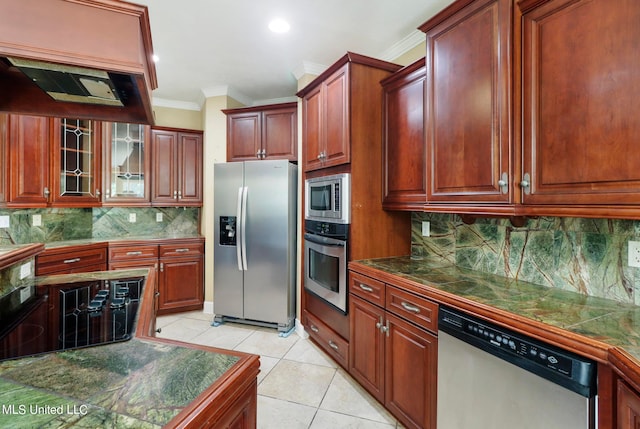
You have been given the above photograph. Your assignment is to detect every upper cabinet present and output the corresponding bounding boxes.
[223,102,297,162]
[421,0,512,206]
[519,0,640,210]
[297,53,402,172]
[381,58,427,211]
[151,128,203,207]
[0,114,101,208]
[103,122,151,205]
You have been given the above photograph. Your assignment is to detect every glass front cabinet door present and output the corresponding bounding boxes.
[51,118,102,206]
[103,122,151,205]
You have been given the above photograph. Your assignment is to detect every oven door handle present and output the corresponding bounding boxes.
[304,233,346,247]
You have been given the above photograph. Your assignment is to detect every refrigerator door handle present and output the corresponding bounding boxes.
[236,187,244,271]
[241,186,249,271]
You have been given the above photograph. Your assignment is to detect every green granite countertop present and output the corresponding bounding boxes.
[43,234,204,249]
[0,339,239,428]
[354,256,640,362]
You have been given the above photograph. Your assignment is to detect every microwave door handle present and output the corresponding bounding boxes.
[236,187,244,271]
[304,233,346,247]
[241,186,248,271]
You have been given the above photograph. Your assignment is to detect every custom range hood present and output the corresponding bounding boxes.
[0,0,158,124]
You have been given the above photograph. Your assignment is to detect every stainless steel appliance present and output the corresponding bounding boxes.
[303,220,348,313]
[438,306,597,429]
[213,160,297,334]
[305,173,351,224]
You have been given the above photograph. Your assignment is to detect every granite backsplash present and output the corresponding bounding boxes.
[411,212,640,305]
[0,207,200,245]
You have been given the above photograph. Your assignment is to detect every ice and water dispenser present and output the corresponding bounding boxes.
[219,216,237,246]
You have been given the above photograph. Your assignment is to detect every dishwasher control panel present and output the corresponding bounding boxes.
[439,306,596,397]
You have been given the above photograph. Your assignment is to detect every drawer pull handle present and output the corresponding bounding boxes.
[63,258,81,264]
[310,325,319,333]
[175,248,190,253]
[401,301,420,313]
[126,251,143,256]
[328,340,339,350]
[359,283,374,292]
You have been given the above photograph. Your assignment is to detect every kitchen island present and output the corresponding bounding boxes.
[0,266,259,428]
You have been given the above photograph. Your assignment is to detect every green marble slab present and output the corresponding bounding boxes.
[0,339,239,428]
[358,256,640,361]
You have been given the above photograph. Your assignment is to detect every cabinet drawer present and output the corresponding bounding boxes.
[350,271,385,307]
[109,245,158,261]
[304,310,349,369]
[36,245,108,275]
[160,242,204,258]
[386,285,438,333]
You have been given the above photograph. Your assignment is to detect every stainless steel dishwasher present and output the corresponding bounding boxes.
[437,306,597,429]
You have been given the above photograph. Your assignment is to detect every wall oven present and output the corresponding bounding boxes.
[303,220,348,314]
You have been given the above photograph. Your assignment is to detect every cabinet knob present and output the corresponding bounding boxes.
[96,188,101,197]
[261,149,266,159]
[43,187,50,198]
[520,173,532,195]
[376,315,384,329]
[498,172,508,194]
[256,150,261,159]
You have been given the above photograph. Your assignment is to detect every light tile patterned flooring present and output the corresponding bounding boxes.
[156,311,404,428]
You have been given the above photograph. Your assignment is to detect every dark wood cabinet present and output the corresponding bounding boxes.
[381,58,427,210]
[224,102,297,162]
[519,0,640,208]
[349,271,437,429]
[36,243,108,276]
[421,0,512,206]
[618,379,640,429]
[151,128,203,207]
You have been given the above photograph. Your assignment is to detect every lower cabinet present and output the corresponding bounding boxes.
[303,309,349,369]
[36,243,108,275]
[109,238,204,315]
[349,271,437,429]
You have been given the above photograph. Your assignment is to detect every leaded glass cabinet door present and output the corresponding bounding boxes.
[103,122,151,205]
[51,118,102,207]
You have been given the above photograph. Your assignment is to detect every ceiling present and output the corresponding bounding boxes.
[134,0,455,109]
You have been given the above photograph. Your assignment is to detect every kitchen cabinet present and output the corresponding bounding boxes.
[103,122,151,205]
[109,238,204,315]
[36,243,108,275]
[303,309,349,369]
[297,53,402,172]
[618,379,640,429]
[381,58,427,210]
[223,102,297,162]
[0,114,102,207]
[519,0,640,208]
[151,127,203,207]
[349,271,437,429]
[421,0,512,206]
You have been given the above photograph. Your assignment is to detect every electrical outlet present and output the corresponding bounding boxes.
[156,213,163,222]
[32,214,42,227]
[422,221,430,237]
[629,241,640,267]
[0,215,9,228]
[128,213,136,223]
[20,262,31,280]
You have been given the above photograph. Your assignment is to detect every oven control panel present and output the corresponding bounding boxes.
[439,306,596,397]
[304,220,348,239]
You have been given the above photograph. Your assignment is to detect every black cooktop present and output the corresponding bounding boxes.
[0,277,145,361]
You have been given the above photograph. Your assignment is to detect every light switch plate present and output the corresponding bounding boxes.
[129,213,136,223]
[0,215,9,228]
[422,221,430,237]
[20,262,31,280]
[629,241,640,267]
[32,214,42,227]
[156,213,163,222]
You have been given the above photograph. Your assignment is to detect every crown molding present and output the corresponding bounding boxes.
[152,97,201,111]
[377,29,425,62]
[292,60,328,80]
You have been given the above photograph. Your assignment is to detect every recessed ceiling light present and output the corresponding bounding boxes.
[268,18,290,33]
[152,54,160,63]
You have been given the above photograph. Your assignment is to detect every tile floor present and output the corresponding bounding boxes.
[156,311,404,428]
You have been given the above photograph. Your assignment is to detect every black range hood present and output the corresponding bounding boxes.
[0,0,157,124]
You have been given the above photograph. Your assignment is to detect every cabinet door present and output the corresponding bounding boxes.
[158,257,203,314]
[521,0,640,205]
[151,129,178,204]
[302,85,324,171]
[618,380,640,429]
[262,107,297,160]
[6,115,50,207]
[385,312,437,429]
[322,64,350,168]
[103,122,151,205]
[226,112,261,162]
[51,118,102,206]
[349,294,385,403]
[383,60,427,209]
[425,0,511,203]
[177,132,203,205]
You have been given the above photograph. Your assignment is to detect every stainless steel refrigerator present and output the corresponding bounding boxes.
[213,160,297,334]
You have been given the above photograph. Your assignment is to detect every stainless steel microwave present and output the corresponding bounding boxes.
[305,173,351,224]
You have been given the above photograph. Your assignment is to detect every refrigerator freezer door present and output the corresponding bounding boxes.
[243,160,296,325]
[214,162,245,319]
